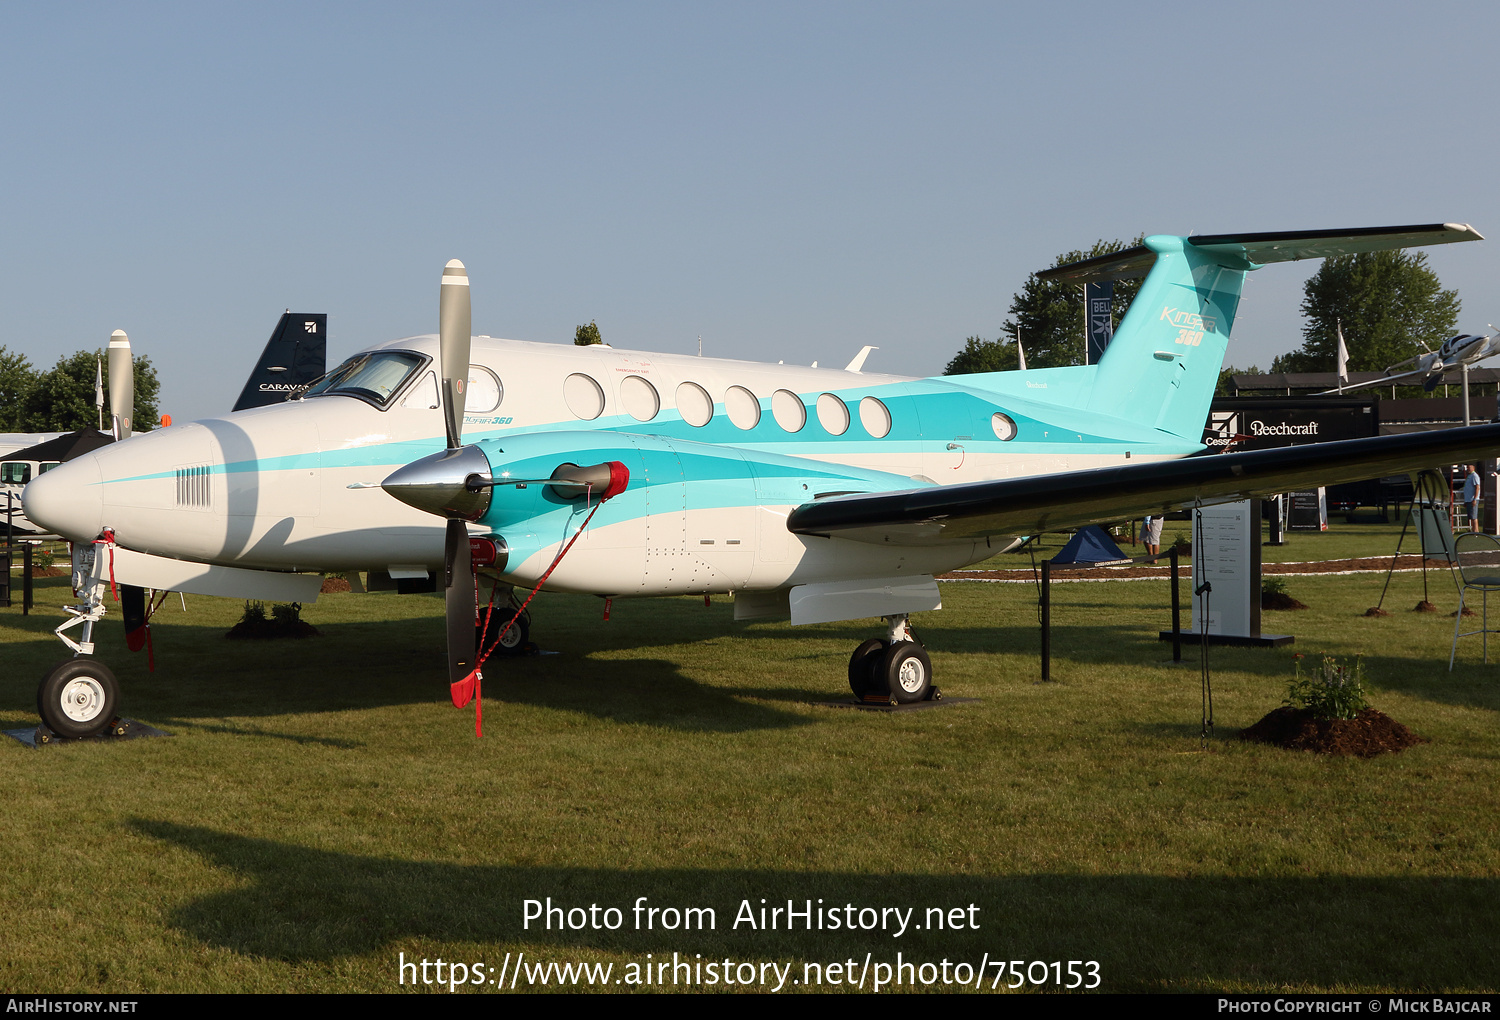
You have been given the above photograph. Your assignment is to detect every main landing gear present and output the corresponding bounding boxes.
[848,614,937,704]
[474,579,532,656]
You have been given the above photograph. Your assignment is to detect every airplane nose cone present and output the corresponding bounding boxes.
[23,454,103,541]
[381,445,493,521]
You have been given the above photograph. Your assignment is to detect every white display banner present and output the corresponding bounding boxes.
[1192,501,1255,637]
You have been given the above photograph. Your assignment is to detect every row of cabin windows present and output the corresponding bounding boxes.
[393,364,1017,443]
[561,374,899,438]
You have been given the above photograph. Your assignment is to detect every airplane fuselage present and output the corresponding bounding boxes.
[26,334,1202,597]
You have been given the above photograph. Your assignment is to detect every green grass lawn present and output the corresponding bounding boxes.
[0,567,1496,993]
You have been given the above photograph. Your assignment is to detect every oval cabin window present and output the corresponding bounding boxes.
[467,365,503,413]
[771,389,806,433]
[816,393,849,435]
[676,382,714,427]
[859,396,891,439]
[563,373,606,420]
[725,386,761,430]
[620,375,660,422]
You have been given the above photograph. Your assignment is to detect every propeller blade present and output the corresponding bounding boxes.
[108,330,133,440]
[439,260,471,451]
[445,519,476,685]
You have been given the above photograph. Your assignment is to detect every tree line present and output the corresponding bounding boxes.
[0,347,161,433]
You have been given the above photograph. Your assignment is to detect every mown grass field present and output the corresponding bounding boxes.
[0,554,1496,993]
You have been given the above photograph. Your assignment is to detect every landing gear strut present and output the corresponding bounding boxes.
[38,535,124,739]
[848,614,936,704]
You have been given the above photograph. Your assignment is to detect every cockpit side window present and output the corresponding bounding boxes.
[304,351,427,409]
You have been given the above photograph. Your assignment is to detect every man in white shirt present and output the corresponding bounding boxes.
[1463,464,1481,532]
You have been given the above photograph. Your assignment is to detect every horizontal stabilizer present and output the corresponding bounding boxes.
[1039,223,1482,285]
[787,423,1500,545]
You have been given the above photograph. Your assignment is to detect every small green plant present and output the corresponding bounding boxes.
[1171,532,1192,556]
[239,601,268,625]
[35,546,55,571]
[1285,654,1368,720]
[1262,576,1289,598]
[270,602,302,625]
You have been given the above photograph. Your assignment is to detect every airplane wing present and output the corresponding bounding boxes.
[787,423,1500,545]
[1314,365,1434,395]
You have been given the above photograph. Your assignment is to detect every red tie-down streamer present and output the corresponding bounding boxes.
[451,461,628,736]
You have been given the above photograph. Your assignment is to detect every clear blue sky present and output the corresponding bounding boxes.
[3,2,1496,422]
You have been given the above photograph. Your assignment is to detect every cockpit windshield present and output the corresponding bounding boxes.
[302,351,426,408]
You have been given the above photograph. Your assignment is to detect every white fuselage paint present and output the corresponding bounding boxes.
[28,335,1187,598]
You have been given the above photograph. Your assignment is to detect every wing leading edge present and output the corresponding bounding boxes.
[786,424,1500,545]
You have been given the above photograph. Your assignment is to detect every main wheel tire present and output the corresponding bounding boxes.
[879,641,933,704]
[848,639,888,697]
[38,659,120,738]
[477,608,530,656]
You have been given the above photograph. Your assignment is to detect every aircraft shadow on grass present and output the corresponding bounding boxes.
[130,819,1497,991]
[0,610,814,735]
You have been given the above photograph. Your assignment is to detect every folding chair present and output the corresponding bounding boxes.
[1449,532,1500,668]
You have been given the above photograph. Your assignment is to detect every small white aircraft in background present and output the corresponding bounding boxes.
[23,223,1500,739]
[1317,329,1500,395]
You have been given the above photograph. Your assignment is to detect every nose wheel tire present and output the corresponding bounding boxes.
[879,641,932,704]
[38,660,120,739]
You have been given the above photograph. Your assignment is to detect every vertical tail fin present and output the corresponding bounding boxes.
[1082,235,1247,439]
[232,312,328,411]
[1037,223,1482,441]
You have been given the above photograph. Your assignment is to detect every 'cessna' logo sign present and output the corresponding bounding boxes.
[1250,419,1318,436]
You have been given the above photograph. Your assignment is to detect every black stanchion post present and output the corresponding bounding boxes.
[1,490,10,609]
[1170,547,1181,663]
[22,542,31,615]
[1040,558,1051,681]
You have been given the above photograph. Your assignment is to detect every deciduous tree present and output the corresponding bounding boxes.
[23,350,160,432]
[1274,251,1460,373]
[945,238,1142,374]
[0,347,35,431]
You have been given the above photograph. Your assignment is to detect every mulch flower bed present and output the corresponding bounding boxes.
[1262,591,1308,610]
[1239,707,1427,757]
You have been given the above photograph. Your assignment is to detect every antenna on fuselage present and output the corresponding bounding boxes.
[844,346,878,373]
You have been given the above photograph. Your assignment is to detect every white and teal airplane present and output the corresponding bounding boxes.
[23,223,1500,738]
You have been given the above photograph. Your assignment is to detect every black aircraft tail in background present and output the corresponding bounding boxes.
[232,312,327,411]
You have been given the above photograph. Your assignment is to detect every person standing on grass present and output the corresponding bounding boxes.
[1464,464,1482,532]
[1140,514,1162,557]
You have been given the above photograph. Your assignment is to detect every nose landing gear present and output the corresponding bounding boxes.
[36,534,125,739]
[847,613,937,704]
